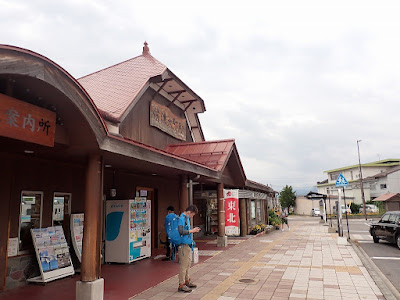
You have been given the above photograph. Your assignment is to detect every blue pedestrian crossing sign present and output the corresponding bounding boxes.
[335,173,349,187]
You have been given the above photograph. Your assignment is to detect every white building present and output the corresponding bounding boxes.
[365,165,400,199]
[316,159,400,204]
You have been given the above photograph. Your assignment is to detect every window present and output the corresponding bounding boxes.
[330,173,339,181]
[380,184,387,189]
[388,214,397,224]
[19,191,43,252]
[394,215,400,224]
[250,200,256,220]
[256,201,261,222]
[381,213,390,223]
[53,193,71,226]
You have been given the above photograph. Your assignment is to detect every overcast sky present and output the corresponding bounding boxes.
[2,1,400,193]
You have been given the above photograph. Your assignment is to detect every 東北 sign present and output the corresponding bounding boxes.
[224,189,239,236]
[0,93,56,147]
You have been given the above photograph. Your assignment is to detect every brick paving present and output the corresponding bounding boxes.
[130,217,385,300]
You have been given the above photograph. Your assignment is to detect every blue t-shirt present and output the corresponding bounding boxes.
[178,213,193,245]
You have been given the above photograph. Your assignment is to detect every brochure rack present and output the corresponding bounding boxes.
[28,226,74,284]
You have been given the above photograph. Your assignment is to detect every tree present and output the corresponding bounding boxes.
[279,185,296,209]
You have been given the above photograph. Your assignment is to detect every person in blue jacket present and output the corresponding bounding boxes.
[177,205,200,293]
[163,206,176,261]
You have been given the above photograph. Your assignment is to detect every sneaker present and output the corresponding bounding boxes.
[178,285,192,293]
[185,281,197,288]
[162,257,171,261]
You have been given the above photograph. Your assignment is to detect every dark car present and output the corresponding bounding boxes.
[369,211,400,250]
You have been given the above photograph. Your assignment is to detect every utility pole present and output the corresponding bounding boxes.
[357,140,367,220]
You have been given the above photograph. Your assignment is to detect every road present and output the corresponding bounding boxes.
[328,216,400,294]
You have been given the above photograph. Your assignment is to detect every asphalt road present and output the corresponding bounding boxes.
[328,216,400,294]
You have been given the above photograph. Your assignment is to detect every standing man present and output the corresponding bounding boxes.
[163,206,176,261]
[178,205,200,293]
[281,208,290,231]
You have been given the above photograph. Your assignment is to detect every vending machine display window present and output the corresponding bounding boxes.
[52,193,71,226]
[19,191,43,253]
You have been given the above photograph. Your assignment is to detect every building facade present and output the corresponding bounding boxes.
[0,43,274,296]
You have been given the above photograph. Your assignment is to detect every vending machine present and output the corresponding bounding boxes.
[105,198,151,263]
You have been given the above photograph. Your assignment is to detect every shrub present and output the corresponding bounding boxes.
[350,203,361,214]
[267,209,281,227]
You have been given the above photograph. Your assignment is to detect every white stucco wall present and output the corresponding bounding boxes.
[387,170,400,193]
[295,197,320,216]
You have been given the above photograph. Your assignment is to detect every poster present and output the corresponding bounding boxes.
[224,189,240,236]
[8,237,18,257]
[71,213,84,262]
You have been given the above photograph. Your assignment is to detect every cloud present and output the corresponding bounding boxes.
[2,0,400,192]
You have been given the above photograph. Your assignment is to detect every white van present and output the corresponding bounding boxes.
[359,204,379,214]
[311,208,320,217]
[333,204,351,214]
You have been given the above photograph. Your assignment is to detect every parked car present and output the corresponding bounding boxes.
[311,208,320,217]
[359,204,379,214]
[333,204,351,214]
[369,211,400,250]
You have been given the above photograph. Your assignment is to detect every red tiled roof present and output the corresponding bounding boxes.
[373,193,400,201]
[108,134,217,172]
[78,53,166,122]
[164,139,235,171]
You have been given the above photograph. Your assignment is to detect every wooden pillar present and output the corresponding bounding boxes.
[81,154,103,282]
[179,175,188,213]
[239,198,247,237]
[0,159,12,291]
[217,183,225,237]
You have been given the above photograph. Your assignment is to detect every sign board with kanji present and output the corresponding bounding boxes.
[0,93,56,147]
[335,173,349,187]
[224,189,239,236]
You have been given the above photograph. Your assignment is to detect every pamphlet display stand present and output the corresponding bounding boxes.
[71,213,84,262]
[28,226,74,284]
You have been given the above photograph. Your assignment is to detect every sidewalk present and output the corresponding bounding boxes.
[130,216,385,300]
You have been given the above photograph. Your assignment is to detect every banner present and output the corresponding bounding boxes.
[224,189,240,236]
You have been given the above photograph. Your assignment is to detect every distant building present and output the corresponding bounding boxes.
[316,159,400,204]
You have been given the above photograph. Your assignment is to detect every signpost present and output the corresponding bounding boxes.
[335,173,350,240]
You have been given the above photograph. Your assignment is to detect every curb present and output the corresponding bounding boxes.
[349,239,400,300]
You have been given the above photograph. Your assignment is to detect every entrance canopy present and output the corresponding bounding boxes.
[0,45,108,163]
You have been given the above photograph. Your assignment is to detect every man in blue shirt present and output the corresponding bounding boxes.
[163,206,176,261]
[177,205,200,293]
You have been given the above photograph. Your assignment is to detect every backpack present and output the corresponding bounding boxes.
[166,215,183,246]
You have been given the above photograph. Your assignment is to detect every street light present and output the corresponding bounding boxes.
[357,140,367,220]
